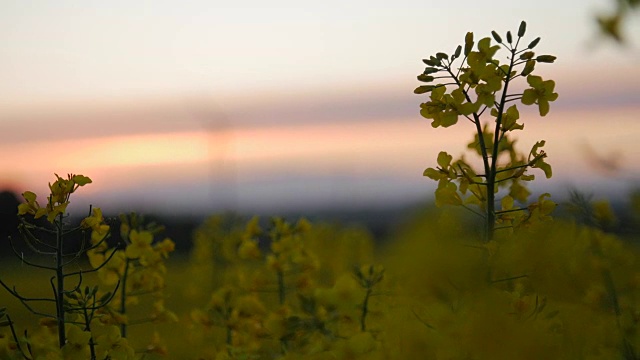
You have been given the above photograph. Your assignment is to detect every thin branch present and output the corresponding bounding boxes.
[495,207,528,214]
[7,237,56,270]
[491,274,529,283]
[5,315,31,360]
[461,204,486,218]
[63,271,84,294]
[18,226,56,254]
[65,245,121,277]
[411,309,436,330]
[494,225,515,231]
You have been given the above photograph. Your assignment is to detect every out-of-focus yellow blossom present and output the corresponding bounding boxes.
[266,254,283,272]
[238,239,261,260]
[191,308,215,329]
[91,249,126,285]
[0,332,19,359]
[209,287,234,314]
[243,216,262,239]
[61,324,91,360]
[332,332,378,359]
[125,230,154,260]
[81,207,110,244]
[154,237,176,258]
[150,300,179,323]
[592,200,617,228]
[234,296,266,318]
[264,307,291,339]
[295,218,312,232]
[20,325,61,359]
[145,332,169,357]
[91,320,135,360]
[81,207,105,231]
[99,309,129,326]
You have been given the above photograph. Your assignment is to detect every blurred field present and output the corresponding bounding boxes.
[3,203,640,359]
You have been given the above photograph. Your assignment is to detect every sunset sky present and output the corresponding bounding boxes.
[1,1,639,215]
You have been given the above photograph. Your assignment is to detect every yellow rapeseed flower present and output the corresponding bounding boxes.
[125,230,154,260]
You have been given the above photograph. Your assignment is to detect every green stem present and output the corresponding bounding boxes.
[55,215,66,348]
[277,270,285,306]
[83,305,97,360]
[488,47,517,241]
[120,258,131,338]
[5,315,28,358]
[445,67,493,241]
[360,287,372,332]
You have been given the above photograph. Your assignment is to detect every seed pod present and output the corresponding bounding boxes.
[528,37,541,49]
[414,85,436,94]
[521,60,535,76]
[99,292,112,304]
[519,51,535,60]
[423,58,439,66]
[417,74,434,82]
[454,45,462,58]
[464,32,474,56]
[491,31,502,43]
[518,21,527,37]
[506,31,513,44]
[536,55,557,63]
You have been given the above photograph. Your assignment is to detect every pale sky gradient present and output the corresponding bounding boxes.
[1,1,639,214]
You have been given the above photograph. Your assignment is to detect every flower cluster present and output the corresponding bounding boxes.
[188,216,387,359]
[18,173,91,222]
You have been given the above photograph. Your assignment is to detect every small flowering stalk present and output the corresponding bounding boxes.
[266,217,316,306]
[353,265,384,332]
[416,21,558,241]
[87,212,177,338]
[0,174,117,350]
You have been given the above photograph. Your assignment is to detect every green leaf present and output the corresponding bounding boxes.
[537,160,552,178]
[72,175,92,186]
[536,55,556,63]
[423,58,439,66]
[454,45,462,58]
[435,180,462,207]
[519,51,534,60]
[464,32,474,56]
[437,151,453,169]
[521,60,535,76]
[439,111,458,127]
[528,37,541,49]
[501,105,523,131]
[531,140,546,155]
[491,30,502,43]
[417,74,435,82]
[423,167,447,180]
[518,21,527,37]
[22,191,37,203]
[414,85,435,94]
[423,67,439,74]
[436,52,449,60]
[506,31,513,44]
[510,181,531,203]
[501,195,514,210]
